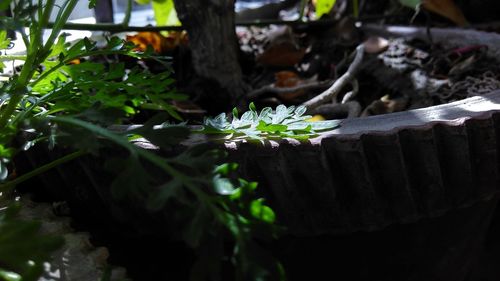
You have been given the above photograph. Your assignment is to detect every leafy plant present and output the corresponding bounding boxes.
[0,1,285,280]
[202,103,341,141]
[135,0,181,28]
[315,0,337,19]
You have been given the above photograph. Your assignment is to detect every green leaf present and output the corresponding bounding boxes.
[272,105,288,124]
[256,120,288,133]
[214,163,238,176]
[315,0,337,19]
[147,179,182,211]
[250,199,276,223]
[0,0,12,11]
[152,0,181,27]
[88,0,97,9]
[213,176,235,195]
[294,105,307,117]
[129,114,190,147]
[0,30,11,50]
[184,204,211,248]
[106,155,152,200]
[232,107,239,119]
[249,102,257,112]
[0,270,21,281]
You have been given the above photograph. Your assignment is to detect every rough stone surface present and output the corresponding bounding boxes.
[18,199,128,281]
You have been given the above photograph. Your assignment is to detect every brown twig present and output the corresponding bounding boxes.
[247,79,332,99]
[302,44,365,111]
[310,101,362,119]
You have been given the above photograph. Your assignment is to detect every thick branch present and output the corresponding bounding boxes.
[302,44,365,111]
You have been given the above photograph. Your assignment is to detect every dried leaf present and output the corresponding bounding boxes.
[274,71,306,101]
[422,0,468,26]
[126,32,166,53]
[125,31,188,53]
[256,42,306,67]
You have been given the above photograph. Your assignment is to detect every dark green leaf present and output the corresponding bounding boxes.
[147,179,182,211]
[109,156,152,200]
[0,0,12,11]
[214,163,238,176]
[184,204,211,248]
[88,0,97,9]
[129,114,190,147]
[249,102,257,112]
[232,107,239,119]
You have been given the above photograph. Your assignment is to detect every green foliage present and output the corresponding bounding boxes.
[0,0,12,11]
[0,1,284,280]
[0,203,64,281]
[136,0,181,27]
[316,0,337,19]
[50,116,284,280]
[152,0,181,27]
[203,103,341,141]
[88,0,97,9]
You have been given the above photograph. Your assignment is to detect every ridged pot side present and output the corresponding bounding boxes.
[226,90,500,236]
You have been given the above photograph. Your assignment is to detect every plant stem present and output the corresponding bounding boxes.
[298,0,308,21]
[122,0,132,26]
[0,150,86,192]
[42,0,78,56]
[352,0,359,18]
[0,55,27,61]
[0,0,79,129]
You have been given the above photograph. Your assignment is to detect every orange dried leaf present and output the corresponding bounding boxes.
[274,71,300,88]
[256,42,306,67]
[273,71,307,101]
[422,0,468,26]
[126,32,166,53]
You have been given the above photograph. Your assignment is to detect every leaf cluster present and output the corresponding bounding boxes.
[203,103,341,141]
[0,1,285,280]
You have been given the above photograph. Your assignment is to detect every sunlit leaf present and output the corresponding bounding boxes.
[152,0,181,27]
[250,199,276,223]
[213,176,235,195]
[315,0,337,19]
[0,30,11,50]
